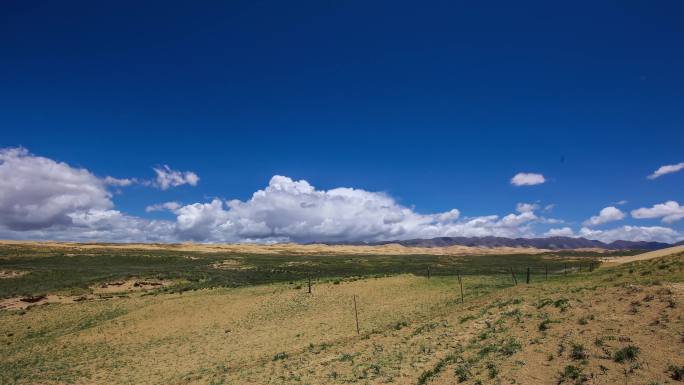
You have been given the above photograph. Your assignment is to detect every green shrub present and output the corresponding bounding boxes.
[500,338,522,356]
[668,364,684,381]
[486,362,498,378]
[539,318,553,331]
[613,345,640,363]
[558,365,587,384]
[570,344,588,360]
[454,363,470,382]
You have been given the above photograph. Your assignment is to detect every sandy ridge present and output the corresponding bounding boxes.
[0,239,553,256]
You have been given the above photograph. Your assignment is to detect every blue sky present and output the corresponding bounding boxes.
[0,1,682,243]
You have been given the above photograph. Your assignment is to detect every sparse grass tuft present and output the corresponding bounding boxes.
[454,362,471,382]
[500,337,522,356]
[416,353,458,385]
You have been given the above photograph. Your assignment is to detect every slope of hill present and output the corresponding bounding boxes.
[361,236,673,250]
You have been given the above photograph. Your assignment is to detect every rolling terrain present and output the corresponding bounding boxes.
[0,243,682,384]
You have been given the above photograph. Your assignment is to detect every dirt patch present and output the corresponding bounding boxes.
[0,294,93,311]
[92,279,172,294]
[210,259,256,270]
[280,261,318,267]
[0,270,27,279]
[0,278,173,311]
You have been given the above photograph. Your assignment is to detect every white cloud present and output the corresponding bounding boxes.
[145,201,182,212]
[510,172,545,186]
[544,227,575,237]
[631,201,684,224]
[0,150,542,243]
[152,165,199,190]
[579,226,682,244]
[542,204,556,212]
[516,202,539,213]
[165,175,540,243]
[0,148,680,245]
[0,147,113,231]
[647,162,684,180]
[583,206,626,227]
[103,176,135,187]
[614,200,628,206]
[0,147,177,242]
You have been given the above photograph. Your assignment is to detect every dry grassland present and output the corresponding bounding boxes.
[1,249,682,385]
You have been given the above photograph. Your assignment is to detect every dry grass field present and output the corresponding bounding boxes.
[1,244,682,384]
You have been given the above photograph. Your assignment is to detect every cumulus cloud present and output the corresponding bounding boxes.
[544,227,575,237]
[0,150,543,243]
[152,165,199,190]
[0,147,179,242]
[579,226,682,244]
[631,201,684,224]
[1,148,681,244]
[0,147,114,231]
[647,162,684,180]
[165,175,539,243]
[510,172,545,186]
[583,206,626,227]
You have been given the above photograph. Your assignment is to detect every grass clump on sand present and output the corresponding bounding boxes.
[613,345,640,363]
[558,365,587,384]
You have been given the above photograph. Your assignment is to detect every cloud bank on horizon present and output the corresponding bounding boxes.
[0,147,682,244]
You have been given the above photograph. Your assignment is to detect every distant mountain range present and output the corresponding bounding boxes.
[322,236,683,250]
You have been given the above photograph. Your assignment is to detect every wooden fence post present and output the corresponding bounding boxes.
[353,295,360,335]
[308,275,312,294]
[526,267,530,284]
[510,267,518,285]
[545,264,548,280]
[427,265,431,279]
[457,271,464,303]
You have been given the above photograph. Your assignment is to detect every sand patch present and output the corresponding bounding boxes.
[600,244,684,265]
[210,259,255,270]
[0,270,27,279]
[92,279,172,294]
[0,279,174,311]
[0,294,94,311]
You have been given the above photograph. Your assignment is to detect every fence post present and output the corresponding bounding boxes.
[510,267,518,285]
[457,271,464,303]
[353,295,360,335]
[526,267,530,284]
[427,265,431,279]
[308,275,312,294]
[564,263,568,276]
[545,264,548,280]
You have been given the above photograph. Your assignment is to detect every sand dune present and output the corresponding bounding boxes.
[0,239,552,256]
[601,244,684,265]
